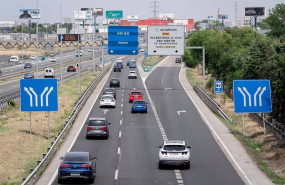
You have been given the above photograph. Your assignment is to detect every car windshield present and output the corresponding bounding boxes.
[63,153,89,162]
[89,120,106,126]
[164,145,185,151]
[129,72,135,74]
[131,92,141,95]
[134,101,145,104]
[111,79,118,82]
[102,96,113,100]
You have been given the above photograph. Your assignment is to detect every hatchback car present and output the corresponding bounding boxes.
[24,72,34,79]
[158,140,191,169]
[175,58,182,63]
[86,117,111,139]
[50,57,57,62]
[103,88,116,99]
[67,66,76,72]
[113,65,121,72]
[128,71,137,79]
[100,95,116,108]
[116,62,123,69]
[129,62,136,68]
[129,90,143,102]
[24,62,33,69]
[58,152,96,184]
[30,56,36,60]
[49,53,56,57]
[127,59,135,66]
[44,68,55,78]
[110,78,120,87]
[131,100,147,113]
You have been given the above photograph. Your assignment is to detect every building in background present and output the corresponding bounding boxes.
[237,16,265,27]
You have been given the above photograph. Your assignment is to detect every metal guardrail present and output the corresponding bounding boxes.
[21,63,113,185]
[193,84,232,123]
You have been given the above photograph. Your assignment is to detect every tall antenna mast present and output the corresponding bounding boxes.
[150,1,159,19]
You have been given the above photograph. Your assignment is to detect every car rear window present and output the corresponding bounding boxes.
[89,120,106,126]
[134,101,145,104]
[105,89,114,92]
[164,145,185,151]
[111,79,118,82]
[129,72,135,74]
[63,153,89,162]
[102,96,113,100]
[131,92,141,95]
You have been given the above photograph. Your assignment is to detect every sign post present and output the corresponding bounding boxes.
[20,79,58,138]
[233,80,272,135]
[214,81,223,104]
[108,26,139,55]
[147,26,184,56]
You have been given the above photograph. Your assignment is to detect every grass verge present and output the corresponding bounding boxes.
[142,56,163,66]
[0,70,98,184]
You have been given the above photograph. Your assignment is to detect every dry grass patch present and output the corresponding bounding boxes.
[0,70,99,184]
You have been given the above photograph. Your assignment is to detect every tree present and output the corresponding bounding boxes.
[266,3,285,38]
[258,20,270,30]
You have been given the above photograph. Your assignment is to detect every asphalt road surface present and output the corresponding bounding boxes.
[50,56,244,185]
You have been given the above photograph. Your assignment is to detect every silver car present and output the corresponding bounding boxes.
[86,118,111,139]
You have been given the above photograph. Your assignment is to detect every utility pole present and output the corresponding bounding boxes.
[36,0,39,78]
[234,1,238,26]
[150,1,159,20]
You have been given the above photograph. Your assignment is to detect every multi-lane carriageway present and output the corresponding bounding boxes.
[35,55,272,185]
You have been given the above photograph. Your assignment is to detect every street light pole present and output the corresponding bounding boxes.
[60,0,63,86]
[77,9,81,95]
[36,0,39,78]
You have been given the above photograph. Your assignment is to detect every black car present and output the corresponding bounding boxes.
[58,152,96,184]
[86,117,111,139]
[24,62,33,69]
[103,88,116,99]
[175,58,182,63]
[24,72,34,79]
[117,62,123,69]
[110,78,120,87]
[113,65,121,72]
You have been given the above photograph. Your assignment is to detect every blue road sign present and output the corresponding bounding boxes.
[144,52,148,57]
[108,26,138,55]
[233,80,272,113]
[100,57,103,62]
[214,81,223,94]
[20,79,58,112]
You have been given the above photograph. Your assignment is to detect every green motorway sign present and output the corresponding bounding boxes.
[106,10,123,19]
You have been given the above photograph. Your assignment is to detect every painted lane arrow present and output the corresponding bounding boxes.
[177,110,186,115]
[103,109,109,114]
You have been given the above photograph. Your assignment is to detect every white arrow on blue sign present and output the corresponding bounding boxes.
[233,80,272,113]
[20,79,58,112]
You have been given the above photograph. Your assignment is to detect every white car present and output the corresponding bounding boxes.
[30,56,36,60]
[117,57,123,63]
[158,140,191,169]
[100,95,116,108]
[128,71,137,79]
[10,55,19,62]
[50,57,56,62]
[44,68,55,78]
[140,48,145,52]
[88,48,93,52]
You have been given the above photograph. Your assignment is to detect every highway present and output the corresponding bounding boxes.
[0,51,109,97]
[48,56,244,185]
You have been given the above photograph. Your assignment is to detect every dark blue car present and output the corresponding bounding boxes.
[131,100,147,113]
[58,152,97,184]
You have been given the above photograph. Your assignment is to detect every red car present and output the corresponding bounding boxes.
[67,66,76,72]
[129,90,143,103]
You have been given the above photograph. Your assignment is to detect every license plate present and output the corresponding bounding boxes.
[170,153,178,155]
[105,103,110,105]
[135,96,138,98]
[70,173,80,176]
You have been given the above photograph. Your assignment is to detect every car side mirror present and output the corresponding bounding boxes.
[108,123,111,125]
[187,146,191,148]
[157,145,162,148]
[91,157,97,160]
[59,157,63,160]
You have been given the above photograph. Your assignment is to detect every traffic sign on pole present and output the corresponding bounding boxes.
[147,25,185,56]
[214,81,223,94]
[20,79,58,112]
[108,26,138,55]
[233,80,272,113]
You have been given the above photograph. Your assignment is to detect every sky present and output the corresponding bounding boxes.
[0,0,283,24]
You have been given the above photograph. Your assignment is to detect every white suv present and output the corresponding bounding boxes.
[158,140,191,169]
[44,68,55,78]
[128,71,137,79]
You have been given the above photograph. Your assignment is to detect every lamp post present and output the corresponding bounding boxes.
[60,0,63,86]
[36,0,39,78]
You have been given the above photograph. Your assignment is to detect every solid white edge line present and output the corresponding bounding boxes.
[119,131,122,138]
[114,169,119,180]
[117,147,121,155]
[47,66,113,185]
[120,120,122,125]
[178,66,252,185]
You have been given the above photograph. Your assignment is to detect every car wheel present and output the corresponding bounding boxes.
[185,163,190,169]
[58,177,64,184]
[159,162,164,169]
[105,135,109,140]
[89,176,94,183]
[86,136,90,139]
[145,110,147,113]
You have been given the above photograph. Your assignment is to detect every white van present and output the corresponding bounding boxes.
[10,56,19,62]
[44,68,55,78]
